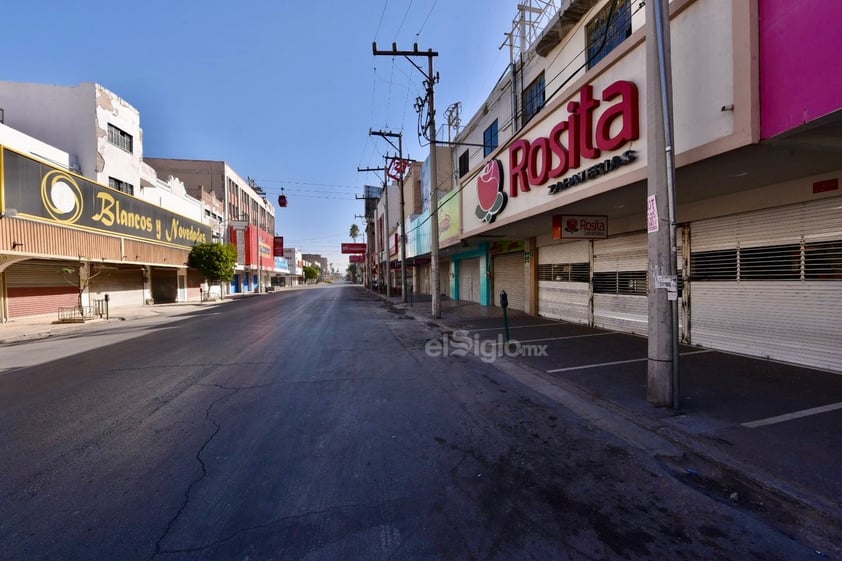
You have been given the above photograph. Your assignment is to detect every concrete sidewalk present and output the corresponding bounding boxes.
[388,292,842,558]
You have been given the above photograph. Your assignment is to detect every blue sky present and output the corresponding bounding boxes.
[2,0,515,270]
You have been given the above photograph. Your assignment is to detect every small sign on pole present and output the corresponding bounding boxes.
[647,195,659,233]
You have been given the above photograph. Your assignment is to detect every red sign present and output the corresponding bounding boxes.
[349,254,365,263]
[341,243,367,254]
[813,178,839,194]
[273,236,284,256]
[387,158,411,181]
[508,80,640,197]
[553,215,607,239]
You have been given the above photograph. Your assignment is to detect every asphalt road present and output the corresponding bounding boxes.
[0,285,820,560]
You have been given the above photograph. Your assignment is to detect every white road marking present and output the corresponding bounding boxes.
[741,402,842,428]
[468,322,581,332]
[546,349,712,373]
[489,332,615,345]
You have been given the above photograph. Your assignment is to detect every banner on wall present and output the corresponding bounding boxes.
[2,147,210,247]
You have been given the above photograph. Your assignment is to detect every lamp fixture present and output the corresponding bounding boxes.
[12,241,24,249]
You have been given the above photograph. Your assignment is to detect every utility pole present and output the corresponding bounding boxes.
[373,42,441,319]
[357,162,390,297]
[646,0,680,408]
[370,129,408,303]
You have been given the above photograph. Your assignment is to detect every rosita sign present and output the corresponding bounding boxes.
[507,80,639,198]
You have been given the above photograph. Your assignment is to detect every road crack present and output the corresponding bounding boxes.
[148,384,239,561]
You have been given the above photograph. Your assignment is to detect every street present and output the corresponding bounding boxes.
[0,285,820,560]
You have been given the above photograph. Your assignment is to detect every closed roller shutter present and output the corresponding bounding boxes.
[90,266,145,309]
[689,197,842,372]
[593,233,648,335]
[458,258,480,303]
[152,268,178,304]
[493,252,525,311]
[5,260,79,317]
[439,260,452,298]
[538,241,590,324]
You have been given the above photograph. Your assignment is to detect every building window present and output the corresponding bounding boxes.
[538,262,590,282]
[522,73,545,126]
[108,176,134,195]
[107,123,133,153]
[483,120,498,157]
[586,0,632,69]
[458,150,470,178]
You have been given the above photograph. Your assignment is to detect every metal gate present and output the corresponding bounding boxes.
[90,266,144,309]
[4,260,79,317]
[592,233,648,335]
[458,258,481,303]
[493,252,526,311]
[538,241,590,324]
[689,197,842,372]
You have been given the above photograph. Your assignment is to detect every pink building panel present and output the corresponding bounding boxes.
[760,0,842,139]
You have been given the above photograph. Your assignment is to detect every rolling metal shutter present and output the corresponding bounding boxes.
[5,261,78,317]
[89,266,145,309]
[439,260,452,298]
[689,197,842,372]
[493,252,525,311]
[593,233,648,335]
[538,241,590,324]
[151,268,178,304]
[458,258,481,303]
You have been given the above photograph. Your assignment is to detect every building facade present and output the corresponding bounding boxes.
[382,0,842,373]
[0,83,214,319]
[144,159,277,294]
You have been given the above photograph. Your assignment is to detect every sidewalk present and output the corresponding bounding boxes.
[387,292,842,558]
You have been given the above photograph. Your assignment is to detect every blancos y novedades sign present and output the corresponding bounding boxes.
[473,80,640,224]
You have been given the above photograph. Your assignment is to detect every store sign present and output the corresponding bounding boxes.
[508,80,639,198]
[553,215,608,239]
[475,160,507,223]
[273,236,284,256]
[341,243,367,254]
[349,254,365,263]
[2,147,210,248]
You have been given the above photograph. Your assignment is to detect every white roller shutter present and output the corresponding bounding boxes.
[689,197,842,372]
[458,258,480,303]
[593,233,648,335]
[493,252,526,311]
[90,266,145,309]
[538,241,590,324]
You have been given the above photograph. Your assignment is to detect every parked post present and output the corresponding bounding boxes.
[104,294,110,320]
[500,290,510,342]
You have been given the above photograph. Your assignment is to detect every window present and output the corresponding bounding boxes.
[522,74,545,126]
[586,0,632,69]
[108,177,134,195]
[538,262,590,282]
[458,150,470,178]
[690,249,737,281]
[107,124,133,153]
[805,240,842,280]
[483,120,498,157]
[739,244,800,280]
[593,270,647,295]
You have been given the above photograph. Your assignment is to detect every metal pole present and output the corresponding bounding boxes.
[646,0,680,408]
